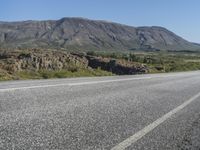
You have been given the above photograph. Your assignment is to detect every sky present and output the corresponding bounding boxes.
[0,0,200,43]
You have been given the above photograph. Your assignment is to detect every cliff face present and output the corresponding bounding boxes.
[0,49,148,78]
[0,17,199,51]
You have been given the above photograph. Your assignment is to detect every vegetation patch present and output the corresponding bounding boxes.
[12,68,113,80]
[86,51,200,73]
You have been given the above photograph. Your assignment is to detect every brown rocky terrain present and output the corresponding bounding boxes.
[86,56,148,75]
[0,49,88,72]
[0,49,148,80]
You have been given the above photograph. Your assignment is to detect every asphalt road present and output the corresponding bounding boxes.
[0,71,200,150]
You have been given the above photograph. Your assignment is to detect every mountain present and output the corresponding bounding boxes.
[0,17,199,51]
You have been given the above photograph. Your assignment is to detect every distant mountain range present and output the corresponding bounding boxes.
[0,17,199,51]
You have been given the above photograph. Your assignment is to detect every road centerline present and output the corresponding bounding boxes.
[111,91,200,150]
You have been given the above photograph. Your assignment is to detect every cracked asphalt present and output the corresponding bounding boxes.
[0,71,200,150]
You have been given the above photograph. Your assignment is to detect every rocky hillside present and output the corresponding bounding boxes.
[0,17,199,51]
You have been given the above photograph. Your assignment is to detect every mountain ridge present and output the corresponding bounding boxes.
[0,17,199,51]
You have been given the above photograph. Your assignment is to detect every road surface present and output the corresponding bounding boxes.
[0,71,200,150]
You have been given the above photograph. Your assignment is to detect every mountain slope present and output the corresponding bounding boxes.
[0,17,199,51]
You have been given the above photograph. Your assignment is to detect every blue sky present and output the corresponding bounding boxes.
[0,0,200,43]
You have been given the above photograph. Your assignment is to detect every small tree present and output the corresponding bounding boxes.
[143,57,148,63]
[129,53,136,61]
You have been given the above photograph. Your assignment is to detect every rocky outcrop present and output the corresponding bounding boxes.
[0,49,148,76]
[87,56,148,75]
[0,49,88,73]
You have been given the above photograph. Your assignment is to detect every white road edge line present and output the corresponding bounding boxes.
[68,77,153,86]
[0,74,186,92]
[0,77,152,92]
[111,91,200,150]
